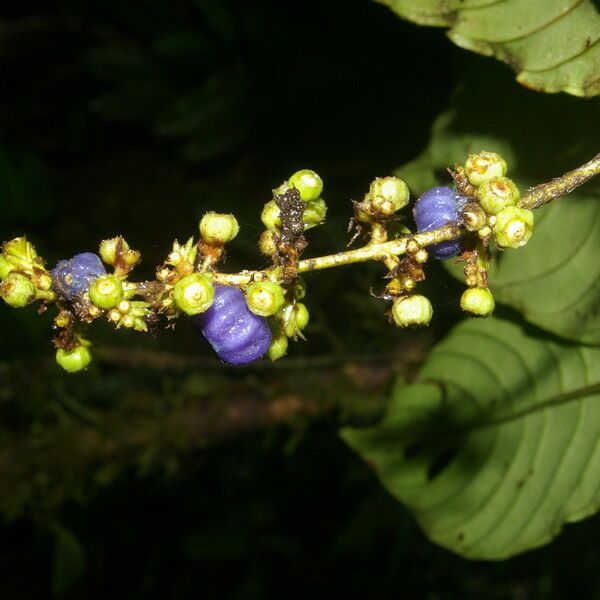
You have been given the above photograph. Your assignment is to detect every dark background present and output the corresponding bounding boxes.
[0,0,599,598]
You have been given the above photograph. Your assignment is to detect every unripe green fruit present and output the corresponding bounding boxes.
[392,295,433,327]
[1,272,36,308]
[478,177,520,215]
[268,334,288,361]
[99,236,129,265]
[259,229,278,255]
[173,273,215,315]
[460,287,495,317]
[246,281,285,317]
[89,274,124,309]
[288,169,323,201]
[199,212,240,244]
[368,176,409,215]
[465,151,507,187]
[261,200,281,229]
[303,198,327,228]
[0,255,15,280]
[494,206,534,249]
[56,345,92,373]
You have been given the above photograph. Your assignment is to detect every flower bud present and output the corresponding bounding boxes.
[245,281,285,317]
[268,334,288,361]
[3,237,38,270]
[460,287,495,316]
[56,345,92,373]
[303,198,327,229]
[89,274,124,309]
[199,212,240,244]
[368,176,409,215]
[281,302,309,339]
[392,295,433,327]
[464,151,507,187]
[173,273,215,315]
[261,200,281,229]
[99,236,129,265]
[478,177,520,215]
[259,229,278,255]
[461,202,487,231]
[288,169,323,201]
[494,206,534,249]
[1,272,36,308]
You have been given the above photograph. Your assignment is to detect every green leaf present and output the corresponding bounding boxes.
[394,63,600,343]
[377,0,600,96]
[51,525,86,597]
[342,317,600,559]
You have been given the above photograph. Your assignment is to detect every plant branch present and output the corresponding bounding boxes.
[519,153,600,210]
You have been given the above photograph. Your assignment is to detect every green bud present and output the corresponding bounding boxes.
[1,272,36,308]
[199,211,240,244]
[173,273,214,315]
[246,281,285,317]
[89,274,124,309]
[259,229,278,255]
[99,236,129,266]
[460,287,495,317]
[465,151,507,187]
[56,345,92,373]
[2,237,39,273]
[281,302,309,339]
[392,295,432,327]
[478,176,520,215]
[0,255,15,280]
[261,200,281,229]
[268,334,288,361]
[303,198,327,229]
[368,176,409,215]
[494,206,534,249]
[288,169,323,201]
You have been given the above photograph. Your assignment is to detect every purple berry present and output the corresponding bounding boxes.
[51,252,106,300]
[413,186,468,259]
[192,284,272,365]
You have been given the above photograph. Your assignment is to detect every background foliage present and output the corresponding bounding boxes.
[0,0,599,597]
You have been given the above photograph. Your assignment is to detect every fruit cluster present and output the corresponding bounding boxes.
[0,152,538,372]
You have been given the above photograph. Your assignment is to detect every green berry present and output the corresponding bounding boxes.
[465,151,507,187]
[368,176,409,215]
[261,200,281,229]
[1,272,36,308]
[89,274,124,309]
[245,281,285,317]
[173,273,215,315]
[392,295,433,327]
[478,177,520,215]
[460,287,495,316]
[268,334,288,361]
[494,206,534,249]
[288,169,323,201]
[199,212,239,244]
[56,345,92,373]
[303,198,327,228]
